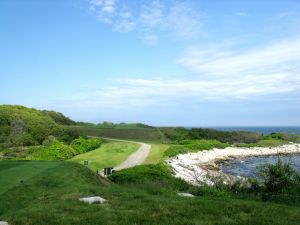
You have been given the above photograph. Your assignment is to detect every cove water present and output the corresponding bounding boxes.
[222,154,300,177]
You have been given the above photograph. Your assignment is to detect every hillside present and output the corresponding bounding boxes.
[0,105,79,148]
[0,161,299,225]
[70,125,164,142]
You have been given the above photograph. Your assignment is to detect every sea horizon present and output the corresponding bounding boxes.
[184,126,300,134]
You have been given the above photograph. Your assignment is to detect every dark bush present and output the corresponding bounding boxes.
[70,137,103,154]
[258,160,300,194]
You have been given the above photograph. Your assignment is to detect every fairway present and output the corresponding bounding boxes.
[0,161,62,195]
[143,144,170,164]
[70,142,139,171]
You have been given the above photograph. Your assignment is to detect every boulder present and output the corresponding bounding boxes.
[0,222,9,225]
[177,193,195,198]
[79,196,106,204]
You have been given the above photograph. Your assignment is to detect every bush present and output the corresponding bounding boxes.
[28,140,76,160]
[181,139,229,150]
[70,137,103,154]
[235,139,288,147]
[164,140,229,157]
[258,160,300,194]
[109,163,189,191]
[164,145,191,157]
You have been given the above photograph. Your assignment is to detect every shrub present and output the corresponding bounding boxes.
[164,140,229,157]
[181,139,229,150]
[109,163,189,191]
[258,160,300,194]
[163,145,190,157]
[70,137,103,154]
[28,140,76,160]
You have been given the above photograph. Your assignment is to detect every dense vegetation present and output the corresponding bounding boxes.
[164,140,229,157]
[70,125,163,142]
[259,160,300,196]
[1,136,103,161]
[42,110,76,125]
[27,139,77,160]
[0,105,80,149]
[70,137,103,154]
[160,127,300,145]
[1,160,299,225]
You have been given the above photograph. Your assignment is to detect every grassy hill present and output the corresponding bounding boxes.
[0,160,299,225]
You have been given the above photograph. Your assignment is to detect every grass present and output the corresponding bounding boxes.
[0,161,300,225]
[235,139,289,147]
[143,144,170,164]
[69,141,139,171]
[164,140,229,157]
[0,161,60,195]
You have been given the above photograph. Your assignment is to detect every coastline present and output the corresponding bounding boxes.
[166,143,300,186]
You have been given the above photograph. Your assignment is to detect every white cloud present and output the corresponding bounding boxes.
[68,37,300,108]
[177,38,300,77]
[140,1,164,28]
[88,0,204,43]
[164,2,203,38]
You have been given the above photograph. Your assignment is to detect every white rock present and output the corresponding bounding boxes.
[79,196,106,204]
[0,222,9,225]
[178,193,195,197]
[166,144,300,186]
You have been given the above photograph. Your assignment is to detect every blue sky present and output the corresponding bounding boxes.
[1,0,300,126]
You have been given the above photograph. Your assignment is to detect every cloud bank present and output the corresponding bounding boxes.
[61,37,300,109]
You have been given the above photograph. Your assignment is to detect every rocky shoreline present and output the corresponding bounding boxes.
[166,143,300,186]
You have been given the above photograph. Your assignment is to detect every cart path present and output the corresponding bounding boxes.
[89,137,151,170]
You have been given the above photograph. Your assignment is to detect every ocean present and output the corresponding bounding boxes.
[203,127,300,134]
[222,154,300,177]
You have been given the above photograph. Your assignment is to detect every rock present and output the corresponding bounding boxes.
[178,193,195,198]
[79,196,106,204]
[0,222,9,225]
[167,144,300,186]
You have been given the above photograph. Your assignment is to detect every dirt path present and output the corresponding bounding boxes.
[94,137,152,170]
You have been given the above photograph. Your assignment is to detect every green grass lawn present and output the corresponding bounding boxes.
[69,142,139,171]
[0,161,60,195]
[0,160,299,225]
[143,144,170,164]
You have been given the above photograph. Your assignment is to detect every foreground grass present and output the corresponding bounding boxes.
[0,161,59,195]
[143,144,170,164]
[0,161,300,225]
[70,142,139,171]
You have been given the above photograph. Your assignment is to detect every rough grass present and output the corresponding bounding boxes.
[143,144,170,164]
[0,161,300,225]
[69,125,163,142]
[70,142,139,171]
[235,139,289,147]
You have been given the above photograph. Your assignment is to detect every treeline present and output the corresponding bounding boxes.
[0,105,80,148]
[160,127,300,144]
